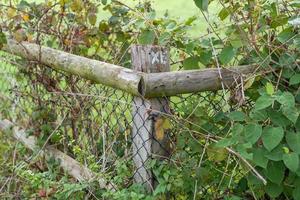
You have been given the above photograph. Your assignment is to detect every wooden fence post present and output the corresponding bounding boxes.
[131,45,171,192]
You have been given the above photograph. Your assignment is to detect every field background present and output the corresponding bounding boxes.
[23,0,221,36]
[104,0,221,37]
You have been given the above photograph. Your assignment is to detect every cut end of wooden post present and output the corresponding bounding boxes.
[138,75,146,97]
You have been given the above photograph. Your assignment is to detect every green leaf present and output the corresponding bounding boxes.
[153,183,167,196]
[87,46,97,56]
[268,110,291,127]
[71,0,84,12]
[216,138,234,148]
[185,42,196,53]
[271,14,288,28]
[231,123,244,142]
[266,182,283,198]
[219,45,236,64]
[293,186,300,200]
[265,145,284,161]
[250,109,268,121]
[286,132,300,154]
[283,152,299,172]
[264,161,285,184]
[282,68,294,79]
[255,95,274,110]
[185,16,197,26]
[0,31,7,49]
[198,51,212,65]
[244,76,256,89]
[294,37,300,48]
[189,139,202,154]
[224,196,242,200]
[138,30,155,45]
[229,33,245,48]
[19,0,31,8]
[289,74,300,85]
[279,53,297,67]
[265,82,274,95]
[88,13,97,26]
[183,56,200,70]
[166,21,177,30]
[282,106,299,124]
[158,32,171,45]
[276,92,295,107]
[236,143,253,160]
[253,148,269,168]
[207,145,228,162]
[262,127,284,151]
[277,27,295,44]
[218,7,230,20]
[244,124,262,144]
[228,111,246,121]
[193,0,208,11]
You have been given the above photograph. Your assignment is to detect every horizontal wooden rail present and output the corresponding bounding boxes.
[0,119,114,190]
[3,40,145,96]
[144,65,257,97]
[1,40,258,97]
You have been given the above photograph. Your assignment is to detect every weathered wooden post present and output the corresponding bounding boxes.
[131,45,172,192]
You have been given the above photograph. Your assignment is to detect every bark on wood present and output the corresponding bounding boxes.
[2,40,258,97]
[3,39,145,96]
[131,45,171,192]
[0,119,114,190]
[144,65,258,97]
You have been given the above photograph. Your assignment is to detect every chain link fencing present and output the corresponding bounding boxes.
[0,51,253,199]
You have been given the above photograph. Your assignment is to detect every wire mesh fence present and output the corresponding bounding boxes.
[0,51,252,198]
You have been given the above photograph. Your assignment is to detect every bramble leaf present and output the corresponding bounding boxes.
[289,74,300,85]
[264,161,285,184]
[138,30,155,45]
[253,148,268,168]
[255,95,274,110]
[193,0,208,11]
[283,152,299,172]
[286,132,300,154]
[282,106,299,124]
[262,127,284,151]
[244,124,262,144]
[266,182,283,198]
[219,45,236,64]
[228,111,246,121]
[276,92,295,107]
[183,56,200,70]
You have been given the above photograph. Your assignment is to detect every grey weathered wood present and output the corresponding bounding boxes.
[3,39,145,96]
[2,40,258,97]
[144,65,257,97]
[0,119,115,190]
[131,45,171,192]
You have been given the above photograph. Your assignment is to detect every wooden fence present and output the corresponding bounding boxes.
[0,39,259,192]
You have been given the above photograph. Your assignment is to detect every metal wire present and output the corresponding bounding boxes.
[0,54,248,198]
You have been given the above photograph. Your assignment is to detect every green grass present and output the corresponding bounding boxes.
[107,0,222,37]
[24,0,221,37]
[150,0,221,37]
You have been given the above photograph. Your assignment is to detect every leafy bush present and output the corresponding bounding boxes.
[0,0,299,199]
